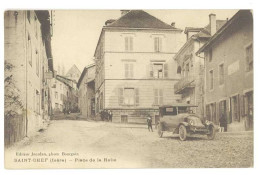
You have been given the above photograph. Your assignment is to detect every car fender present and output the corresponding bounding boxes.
[179,122,189,127]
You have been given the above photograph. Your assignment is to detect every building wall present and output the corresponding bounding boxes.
[95,28,183,123]
[50,78,67,113]
[174,39,205,116]
[4,11,50,144]
[204,14,253,131]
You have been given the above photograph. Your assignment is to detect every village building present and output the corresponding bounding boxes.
[174,14,227,116]
[77,63,96,119]
[4,10,54,146]
[49,74,68,114]
[66,64,81,82]
[197,10,253,131]
[94,10,183,124]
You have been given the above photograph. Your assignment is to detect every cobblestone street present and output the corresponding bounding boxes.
[5,119,253,168]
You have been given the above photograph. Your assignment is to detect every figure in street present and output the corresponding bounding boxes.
[147,114,153,132]
[219,113,227,132]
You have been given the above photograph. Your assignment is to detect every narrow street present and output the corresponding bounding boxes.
[5,117,253,168]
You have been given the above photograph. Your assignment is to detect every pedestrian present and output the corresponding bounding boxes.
[219,114,227,132]
[109,110,113,122]
[147,114,153,132]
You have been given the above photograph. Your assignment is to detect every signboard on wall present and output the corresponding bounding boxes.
[228,60,240,75]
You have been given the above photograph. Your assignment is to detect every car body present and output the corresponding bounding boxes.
[157,104,216,141]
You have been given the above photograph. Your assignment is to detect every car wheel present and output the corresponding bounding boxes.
[207,125,216,140]
[157,123,163,138]
[179,125,187,141]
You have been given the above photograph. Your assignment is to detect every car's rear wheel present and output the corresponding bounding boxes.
[179,125,187,141]
[157,123,163,138]
[207,125,216,140]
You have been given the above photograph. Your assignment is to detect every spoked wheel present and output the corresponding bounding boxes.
[157,123,163,138]
[207,125,216,140]
[179,125,187,141]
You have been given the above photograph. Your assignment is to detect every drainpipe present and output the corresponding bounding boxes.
[25,11,28,137]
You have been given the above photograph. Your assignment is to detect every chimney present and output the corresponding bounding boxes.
[120,10,130,16]
[209,13,216,35]
[171,22,175,28]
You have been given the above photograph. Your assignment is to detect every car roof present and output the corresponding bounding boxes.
[159,104,198,108]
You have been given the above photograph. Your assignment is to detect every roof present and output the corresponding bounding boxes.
[105,10,182,31]
[77,63,95,88]
[197,10,251,54]
[174,19,227,61]
[193,20,227,38]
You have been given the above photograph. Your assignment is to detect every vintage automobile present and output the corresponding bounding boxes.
[157,104,216,141]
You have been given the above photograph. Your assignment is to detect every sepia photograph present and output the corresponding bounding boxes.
[3,8,253,169]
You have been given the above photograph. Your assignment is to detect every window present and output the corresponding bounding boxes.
[36,50,39,76]
[36,90,40,114]
[125,63,133,78]
[209,49,213,62]
[246,44,253,71]
[219,64,224,85]
[60,94,63,101]
[125,36,133,52]
[209,70,214,90]
[185,63,190,77]
[124,88,134,105]
[27,35,32,66]
[154,37,162,52]
[27,11,30,23]
[55,92,58,99]
[177,66,182,74]
[55,103,59,109]
[154,89,163,105]
[60,84,62,90]
[153,63,163,78]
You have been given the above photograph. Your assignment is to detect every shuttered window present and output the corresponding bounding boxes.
[135,88,139,106]
[246,44,253,71]
[164,63,168,78]
[118,88,124,105]
[125,36,133,52]
[154,89,163,105]
[125,63,133,78]
[154,37,162,52]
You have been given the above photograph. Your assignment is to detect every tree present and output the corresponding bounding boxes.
[4,61,24,119]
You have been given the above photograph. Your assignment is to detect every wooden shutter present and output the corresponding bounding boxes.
[164,63,168,78]
[135,88,139,106]
[125,37,128,51]
[237,94,240,122]
[125,64,129,78]
[118,88,124,105]
[130,37,133,51]
[130,64,133,78]
[159,37,162,52]
[150,63,154,78]
[154,37,158,52]
[154,89,158,105]
[159,89,163,105]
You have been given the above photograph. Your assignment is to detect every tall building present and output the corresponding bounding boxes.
[174,14,227,116]
[4,10,54,146]
[77,63,96,119]
[197,10,253,131]
[94,10,183,124]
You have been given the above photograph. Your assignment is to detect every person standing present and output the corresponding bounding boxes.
[109,110,113,122]
[219,113,227,132]
[147,114,153,132]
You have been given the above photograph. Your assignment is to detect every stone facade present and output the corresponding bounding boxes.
[4,10,53,146]
[197,10,253,131]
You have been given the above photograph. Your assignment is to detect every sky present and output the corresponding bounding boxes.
[51,10,238,74]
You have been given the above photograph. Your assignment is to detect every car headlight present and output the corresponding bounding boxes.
[189,119,194,126]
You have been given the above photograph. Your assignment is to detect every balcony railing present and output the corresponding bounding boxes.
[174,75,195,94]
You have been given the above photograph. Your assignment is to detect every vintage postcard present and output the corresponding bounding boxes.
[4,9,253,169]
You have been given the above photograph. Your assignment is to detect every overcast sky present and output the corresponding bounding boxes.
[51,9,238,74]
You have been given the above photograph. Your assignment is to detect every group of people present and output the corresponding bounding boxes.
[100,110,113,122]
